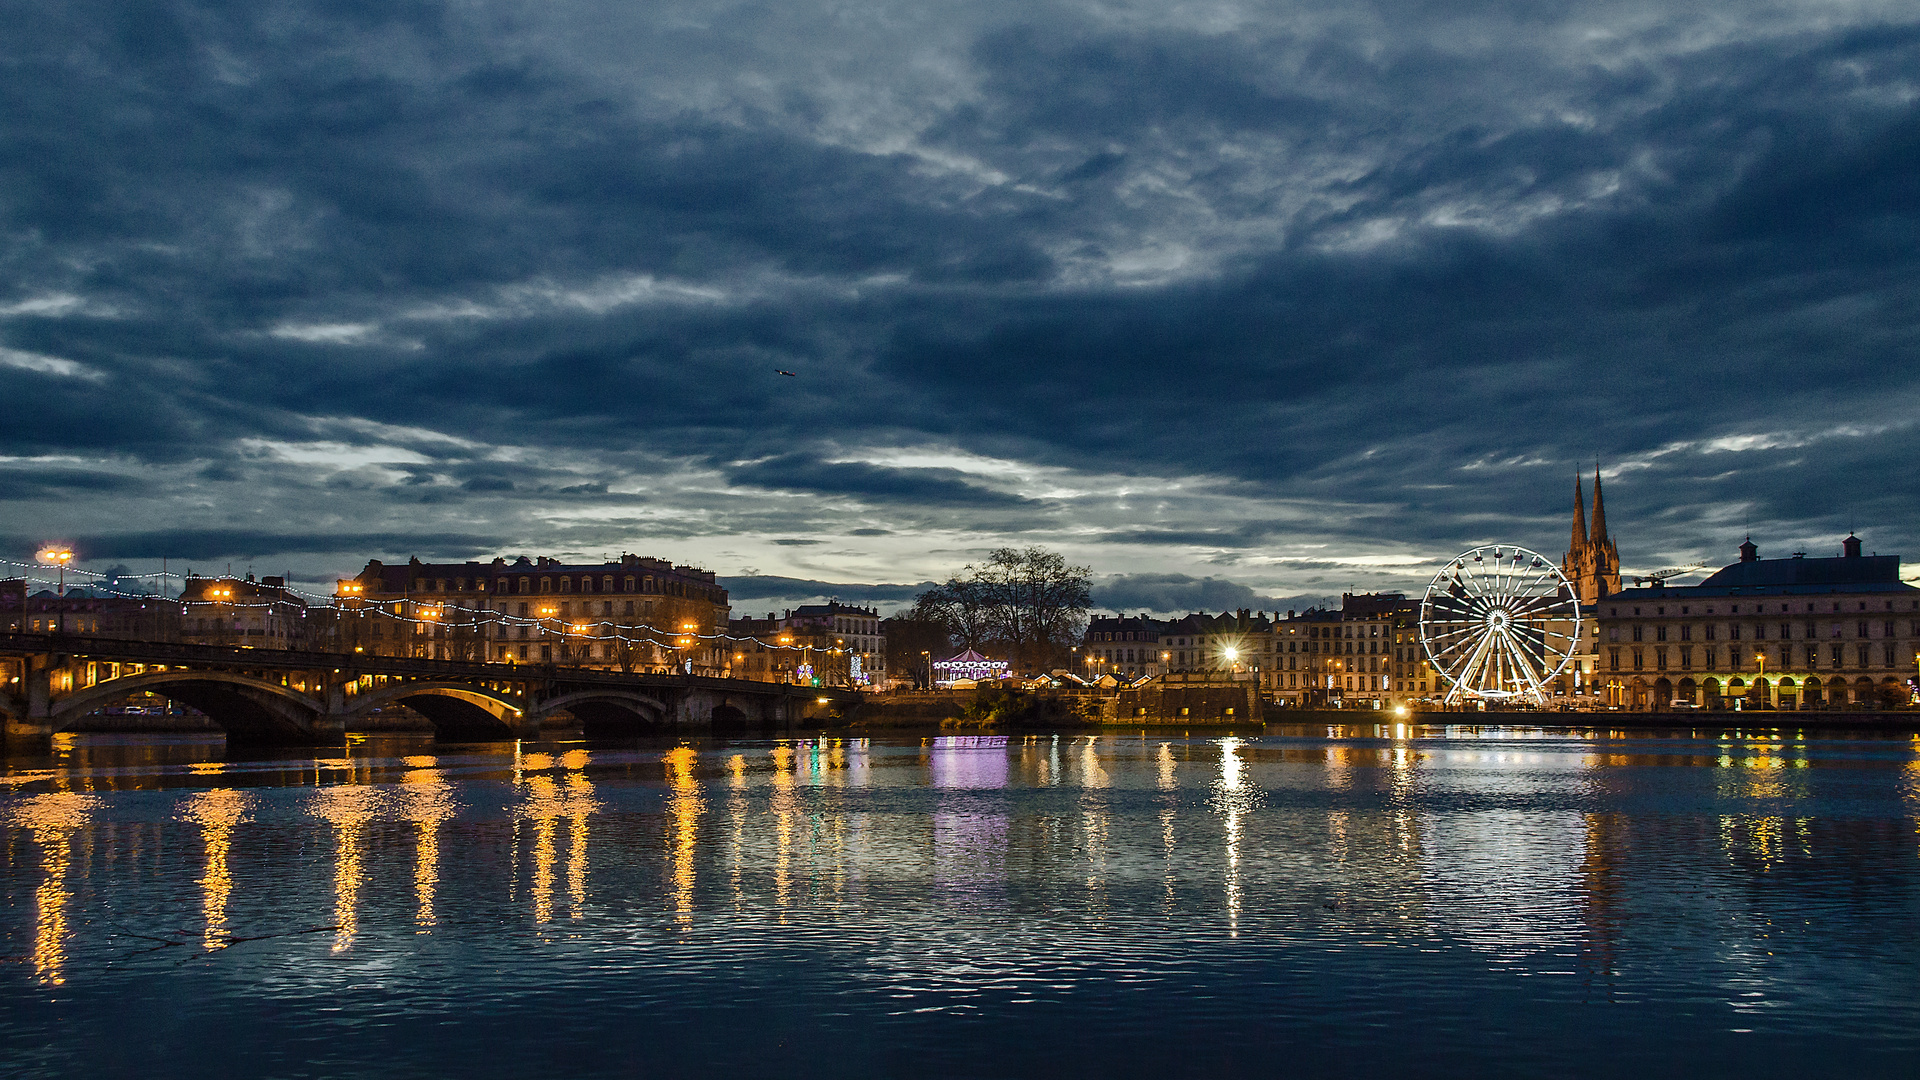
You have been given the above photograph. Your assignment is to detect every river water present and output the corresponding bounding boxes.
[3,726,1917,1078]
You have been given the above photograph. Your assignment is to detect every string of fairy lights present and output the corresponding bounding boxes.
[2,556,857,658]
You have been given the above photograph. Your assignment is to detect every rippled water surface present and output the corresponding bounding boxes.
[4,726,1919,1078]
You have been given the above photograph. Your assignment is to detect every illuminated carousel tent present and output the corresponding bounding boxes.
[933,649,1009,685]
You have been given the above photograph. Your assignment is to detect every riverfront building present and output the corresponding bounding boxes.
[1268,594,1432,709]
[177,574,313,649]
[337,554,731,674]
[729,601,886,687]
[1082,614,1167,680]
[2,578,180,639]
[1592,534,1919,709]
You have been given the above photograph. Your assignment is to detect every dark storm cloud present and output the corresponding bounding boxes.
[1091,573,1337,616]
[0,467,143,500]
[2,1,1917,582]
[718,576,936,606]
[0,529,500,562]
[726,454,1035,507]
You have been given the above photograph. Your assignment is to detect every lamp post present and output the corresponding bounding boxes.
[1756,651,1767,709]
[679,621,697,675]
[536,603,559,664]
[37,546,74,633]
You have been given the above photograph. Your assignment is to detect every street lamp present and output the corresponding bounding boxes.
[37,546,74,633]
[419,604,451,660]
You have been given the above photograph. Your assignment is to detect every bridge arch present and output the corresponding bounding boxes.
[348,681,530,741]
[51,671,329,744]
[536,690,669,737]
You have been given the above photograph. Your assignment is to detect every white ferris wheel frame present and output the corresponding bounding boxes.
[1418,544,1582,706]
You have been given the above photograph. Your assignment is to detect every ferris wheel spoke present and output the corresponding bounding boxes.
[1455,628,1500,696]
[1500,626,1547,689]
[1507,589,1558,611]
[1505,626,1551,691]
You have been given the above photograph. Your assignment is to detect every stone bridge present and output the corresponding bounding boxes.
[0,633,857,746]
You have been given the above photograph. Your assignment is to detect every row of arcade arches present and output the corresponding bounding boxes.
[1621,674,1910,711]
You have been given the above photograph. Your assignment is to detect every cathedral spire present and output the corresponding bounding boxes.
[1590,467,1609,553]
[1570,472,1588,559]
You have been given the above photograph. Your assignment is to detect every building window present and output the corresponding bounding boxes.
[1656,626,1667,642]
[1609,648,1621,671]
[560,578,572,593]
[1632,649,1643,670]
[1632,625,1643,642]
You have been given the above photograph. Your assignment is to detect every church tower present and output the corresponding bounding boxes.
[1562,469,1621,603]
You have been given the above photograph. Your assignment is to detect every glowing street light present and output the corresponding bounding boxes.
[37,546,75,633]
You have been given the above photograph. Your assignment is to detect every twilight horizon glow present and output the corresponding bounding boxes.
[3,1,1918,615]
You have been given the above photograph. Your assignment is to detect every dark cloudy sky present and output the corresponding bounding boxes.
[4,0,1918,614]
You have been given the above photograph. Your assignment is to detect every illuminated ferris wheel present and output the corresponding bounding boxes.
[1419,545,1581,705]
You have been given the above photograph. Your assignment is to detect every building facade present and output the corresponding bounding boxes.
[1081,614,1167,681]
[728,602,886,687]
[177,574,313,649]
[1593,535,1919,710]
[337,554,730,673]
[3,579,181,639]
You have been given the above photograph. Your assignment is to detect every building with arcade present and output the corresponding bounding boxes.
[1591,534,1918,710]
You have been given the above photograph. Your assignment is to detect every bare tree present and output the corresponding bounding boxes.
[914,547,1091,675]
[911,575,996,653]
[975,547,1091,674]
[884,615,954,689]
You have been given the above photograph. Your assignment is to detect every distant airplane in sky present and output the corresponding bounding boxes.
[775,369,797,376]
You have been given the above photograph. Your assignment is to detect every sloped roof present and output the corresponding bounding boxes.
[1699,554,1901,589]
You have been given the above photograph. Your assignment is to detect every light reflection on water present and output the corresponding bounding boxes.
[2,727,1919,1078]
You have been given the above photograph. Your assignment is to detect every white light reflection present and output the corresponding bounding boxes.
[1158,743,1178,912]
[1417,746,1590,964]
[1210,737,1261,933]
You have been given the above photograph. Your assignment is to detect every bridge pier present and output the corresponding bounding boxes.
[3,658,56,750]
